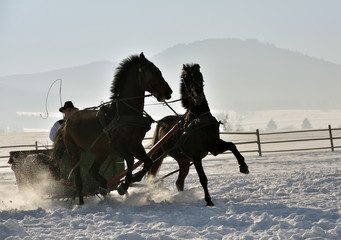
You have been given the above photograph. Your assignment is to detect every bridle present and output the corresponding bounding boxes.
[182,70,205,105]
[137,60,160,99]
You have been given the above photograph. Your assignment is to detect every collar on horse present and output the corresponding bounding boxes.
[183,111,219,133]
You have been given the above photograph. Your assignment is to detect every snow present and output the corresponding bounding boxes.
[1,134,341,239]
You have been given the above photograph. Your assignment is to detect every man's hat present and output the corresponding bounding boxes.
[59,101,78,113]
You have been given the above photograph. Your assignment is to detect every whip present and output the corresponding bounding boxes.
[40,79,63,119]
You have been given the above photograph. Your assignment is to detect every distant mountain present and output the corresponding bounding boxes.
[1,38,341,132]
[152,38,341,111]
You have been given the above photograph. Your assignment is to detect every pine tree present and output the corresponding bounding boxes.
[266,119,278,131]
[302,118,312,129]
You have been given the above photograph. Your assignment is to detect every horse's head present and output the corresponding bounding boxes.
[139,53,172,102]
[181,64,205,106]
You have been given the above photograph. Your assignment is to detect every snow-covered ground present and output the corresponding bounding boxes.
[1,134,340,240]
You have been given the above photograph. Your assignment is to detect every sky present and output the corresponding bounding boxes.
[1,0,341,77]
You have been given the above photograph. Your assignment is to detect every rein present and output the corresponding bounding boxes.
[118,99,154,122]
[187,110,211,119]
[181,70,205,105]
[83,94,154,111]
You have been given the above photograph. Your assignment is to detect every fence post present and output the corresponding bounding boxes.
[256,129,262,156]
[328,124,334,152]
[35,141,38,150]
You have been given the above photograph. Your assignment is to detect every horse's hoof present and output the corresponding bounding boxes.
[240,166,249,174]
[117,184,127,195]
[206,201,215,207]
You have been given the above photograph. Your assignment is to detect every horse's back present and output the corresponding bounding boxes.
[66,110,101,135]
[157,115,182,137]
[64,109,106,151]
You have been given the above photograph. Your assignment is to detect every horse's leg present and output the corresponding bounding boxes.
[193,158,214,206]
[148,149,166,176]
[176,160,190,192]
[214,139,249,174]
[131,144,153,182]
[88,155,108,195]
[69,150,84,205]
[117,152,134,195]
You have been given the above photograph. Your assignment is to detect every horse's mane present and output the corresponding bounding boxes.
[110,55,141,100]
[180,63,201,109]
[182,63,200,73]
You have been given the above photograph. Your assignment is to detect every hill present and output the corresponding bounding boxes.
[152,38,341,111]
[1,38,341,132]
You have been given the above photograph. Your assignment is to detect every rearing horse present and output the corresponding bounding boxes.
[149,64,249,206]
[60,53,172,205]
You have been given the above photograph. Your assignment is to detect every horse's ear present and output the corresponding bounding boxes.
[140,52,145,60]
[183,64,187,70]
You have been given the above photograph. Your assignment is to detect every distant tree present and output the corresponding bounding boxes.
[216,112,244,131]
[302,118,312,129]
[266,119,278,131]
[216,111,244,131]
[216,112,232,131]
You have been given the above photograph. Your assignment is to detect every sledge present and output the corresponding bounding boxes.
[8,149,124,199]
[7,117,184,199]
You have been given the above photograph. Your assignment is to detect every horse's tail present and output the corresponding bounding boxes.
[148,122,165,176]
[50,122,66,161]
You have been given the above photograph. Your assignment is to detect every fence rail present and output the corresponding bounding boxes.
[221,124,341,156]
[1,125,340,168]
[0,142,53,167]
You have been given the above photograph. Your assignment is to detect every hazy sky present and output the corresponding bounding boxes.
[1,0,341,76]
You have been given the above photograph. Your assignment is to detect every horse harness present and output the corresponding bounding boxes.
[156,111,221,162]
[66,59,161,182]
[94,104,153,151]
[66,106,153,183]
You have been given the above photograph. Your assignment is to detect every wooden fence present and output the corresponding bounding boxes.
[1,125,340,168]
[221,124,341,156]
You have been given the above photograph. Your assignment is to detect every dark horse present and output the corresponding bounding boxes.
[149,64,249,206]
[55,53,172,205]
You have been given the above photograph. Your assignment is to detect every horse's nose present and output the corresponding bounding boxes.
[167,88,172,99]
[166,86,172,100]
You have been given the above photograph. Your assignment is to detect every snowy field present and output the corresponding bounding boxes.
[0,133,341,239]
